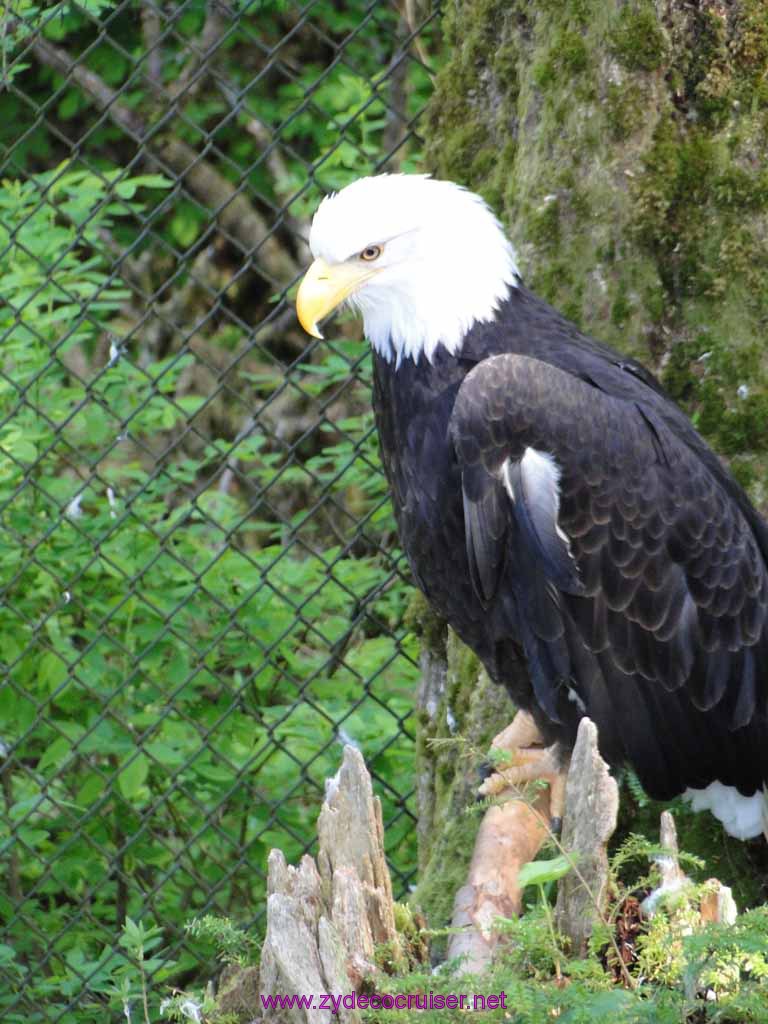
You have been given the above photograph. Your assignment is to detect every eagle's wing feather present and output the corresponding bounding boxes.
[449,353,768,797]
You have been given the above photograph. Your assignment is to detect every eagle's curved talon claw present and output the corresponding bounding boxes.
[478,711,569,824]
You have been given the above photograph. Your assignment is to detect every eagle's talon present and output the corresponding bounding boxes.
[478,711,570,827]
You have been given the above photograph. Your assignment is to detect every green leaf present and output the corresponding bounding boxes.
[0,430,38,464]
[117,754,149,799]
[193,761,236,784]
[37,651,68,692]
[517,854,575,889]
[39,735,74,772]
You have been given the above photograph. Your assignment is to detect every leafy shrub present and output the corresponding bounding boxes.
[0,164,417,1020]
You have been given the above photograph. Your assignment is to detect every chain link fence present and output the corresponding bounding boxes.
[0,2,441,1018]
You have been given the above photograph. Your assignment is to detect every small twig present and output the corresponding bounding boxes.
[382,26,410,168]
[401,0,430,67]
[538,883,562,981]
[245,117,311,262]
[139,954,151,1024]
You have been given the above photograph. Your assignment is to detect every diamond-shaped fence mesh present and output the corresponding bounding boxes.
[0,2,441,1018]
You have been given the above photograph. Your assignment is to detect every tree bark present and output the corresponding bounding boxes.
[414,0,768,930]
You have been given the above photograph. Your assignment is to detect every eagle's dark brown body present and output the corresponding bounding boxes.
[373,285,768,802]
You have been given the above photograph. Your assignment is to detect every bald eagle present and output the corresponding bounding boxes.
[297,174,768,840]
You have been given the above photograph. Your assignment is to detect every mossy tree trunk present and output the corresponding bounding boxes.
[413,0,768,930]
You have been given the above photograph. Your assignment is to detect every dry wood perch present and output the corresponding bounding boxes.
[446,715,619,972]
[446,790,550,973]
[257,746,402,1023]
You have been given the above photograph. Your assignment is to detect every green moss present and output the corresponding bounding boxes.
[405,591,446,658]
[426,0,524,205]
[533,30,589,89]
[731,455,758,492]
[391,902,429,972]
[609,2,668,72]
[718,394,768,455]
[411,805,481,952]
[610,280,631,328]
[660,329,768,464]
[642,284,665,324]
[660,339,702,404]
[604,81,646,141]
[527,198,560,248]
[713,166,768,210]
[630,120,685,252]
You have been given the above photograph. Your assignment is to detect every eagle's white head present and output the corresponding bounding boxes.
[296,174,520,365]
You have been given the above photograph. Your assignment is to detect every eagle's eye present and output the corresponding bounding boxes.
[360,245,382,262]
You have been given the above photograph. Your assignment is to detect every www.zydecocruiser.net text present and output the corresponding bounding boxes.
[260,991,509,1013]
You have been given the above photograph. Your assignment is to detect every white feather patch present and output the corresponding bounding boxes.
[684,782,765,840]
[500,447,581,596]
[519,447,561,500]
[503,448,575,558]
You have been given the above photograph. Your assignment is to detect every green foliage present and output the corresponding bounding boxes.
[609,2,668,73]
[517,854,574,890]
[0,164,417,1018]
[1,0,438,221]
[1,0,440,1015]
[185,916,258,967]
[361,835,768,1024]
[496,904,567,981]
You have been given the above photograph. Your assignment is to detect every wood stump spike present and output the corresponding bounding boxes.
[257,746,401,1022]
[554,717,619,958]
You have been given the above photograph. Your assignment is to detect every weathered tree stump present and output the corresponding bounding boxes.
[643,810,738,926]
[257,746,401,1023]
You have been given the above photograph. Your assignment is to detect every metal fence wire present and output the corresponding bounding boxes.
[0,2,440,1018]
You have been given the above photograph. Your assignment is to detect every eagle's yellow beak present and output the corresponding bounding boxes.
[296,257,377,339]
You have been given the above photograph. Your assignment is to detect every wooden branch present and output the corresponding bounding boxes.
[316,747,403,980]
[643,811,737,926]
[28,34,298,284]
[446,790,550,973]
[245,118,311,263]
[700,879,737,926]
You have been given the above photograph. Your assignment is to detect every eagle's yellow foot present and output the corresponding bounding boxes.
[478,711,568,832]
